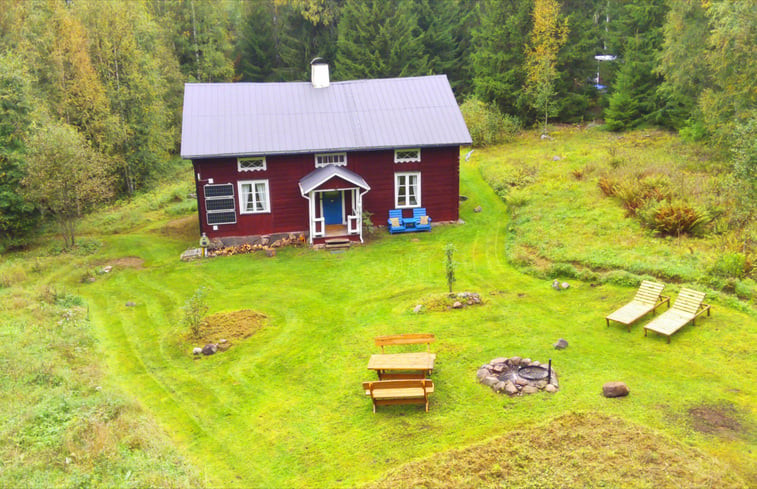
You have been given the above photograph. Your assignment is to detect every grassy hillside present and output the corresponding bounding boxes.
[0,131,754,488]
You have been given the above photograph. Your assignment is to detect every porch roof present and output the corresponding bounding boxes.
[298,165,370,195]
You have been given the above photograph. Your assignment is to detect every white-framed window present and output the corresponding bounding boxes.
[315,153,347,168]
[238,180,270,214]
[238,156,266,172]
[395,172,420,208]
[394,148,421,163]
[204,183,237,225]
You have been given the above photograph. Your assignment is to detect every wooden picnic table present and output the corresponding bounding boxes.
[367,352,435,380]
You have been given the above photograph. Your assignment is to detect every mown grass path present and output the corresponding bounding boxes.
[82,159,756,487]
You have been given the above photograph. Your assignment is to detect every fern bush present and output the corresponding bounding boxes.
[612,175,672,215]
[638,200,709,237]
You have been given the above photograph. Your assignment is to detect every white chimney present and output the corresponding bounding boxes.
[311,58,329,88]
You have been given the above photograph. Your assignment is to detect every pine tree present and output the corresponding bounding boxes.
[335,0,428,80]
[656,0,710,130]
[155,0,237,83]
[413,0,465,90]
[471,0,533,116]
[237,0,284,82]
[603,1,667,129]
[555,0,606,122]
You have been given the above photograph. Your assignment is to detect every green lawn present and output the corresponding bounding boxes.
[63,154,756,487]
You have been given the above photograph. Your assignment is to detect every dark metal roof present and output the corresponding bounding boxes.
[181,75,472,159]
[298,165,370,195]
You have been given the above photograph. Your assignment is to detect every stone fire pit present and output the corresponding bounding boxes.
[477,356,559,396]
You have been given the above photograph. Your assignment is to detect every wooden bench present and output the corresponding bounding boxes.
[362,379,434,413]
[375,333,435,353]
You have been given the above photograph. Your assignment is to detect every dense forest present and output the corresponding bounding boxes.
[0,0,754,250]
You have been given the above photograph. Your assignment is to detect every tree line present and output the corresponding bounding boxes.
[0,0,754,249]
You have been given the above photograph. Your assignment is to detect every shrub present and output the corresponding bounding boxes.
[638,200,710,236]
[460,97,520,146]
[183,287,209,338]
[709,253,747,279]
[548,262,579,279]
[504,188,530,210]
[734,278,756,301]
[604,270,643,287]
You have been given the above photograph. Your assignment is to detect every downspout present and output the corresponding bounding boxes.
[358,187,370,243]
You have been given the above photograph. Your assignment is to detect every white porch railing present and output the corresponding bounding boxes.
[347,214,360,234]
[313,217,325,238]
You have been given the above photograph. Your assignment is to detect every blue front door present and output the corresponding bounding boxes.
[322,191,343,225]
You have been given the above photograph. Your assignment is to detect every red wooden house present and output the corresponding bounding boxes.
[180,61,471,245]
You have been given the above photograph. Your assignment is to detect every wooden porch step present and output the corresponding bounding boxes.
[325,238,351,250]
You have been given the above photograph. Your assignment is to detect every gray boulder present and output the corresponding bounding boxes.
[202,343,218,356]
[602,381,630,398]
[554,338,568,350]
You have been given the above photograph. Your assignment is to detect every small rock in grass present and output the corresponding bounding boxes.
[545,384,558,393]
[603,381,630,398]
[493,381,506,393]
[125,301,136,307]
[561,282,570,290]
[522,385,539,394]
[482,376,499,387]
[452,301,463,309]
[552,279,561,291]
[554,338,569,350]
[474,206,482,213]
[413,304,423,313]
[192,347,202,355]
[202,343,218,356]
[219,339,228,344]
[504,381,519,395]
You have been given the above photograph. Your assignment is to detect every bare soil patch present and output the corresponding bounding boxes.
[188,309,267,351]
[363,412,747,489]
[689,403,744,439]
[109,256,144,269]
[158,216,198,240]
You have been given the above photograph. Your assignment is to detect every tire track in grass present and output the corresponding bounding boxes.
[129,267,295,486]
[86,272,271,485]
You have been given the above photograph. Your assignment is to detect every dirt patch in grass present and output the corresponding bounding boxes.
[188,309,267,350]
[363,412,747,489]
[158,216,198,240]
[689,403,744,439]
[109,256,144,269]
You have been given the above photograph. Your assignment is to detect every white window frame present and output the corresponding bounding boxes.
[394,148,421,163]
[315,152,347,168]
[238,180,271,214]
[394,172,421,209]
[238,156,266,172]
